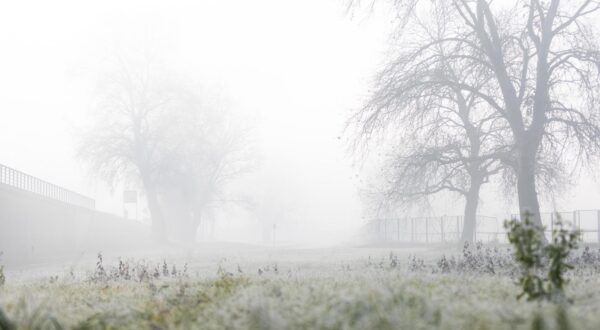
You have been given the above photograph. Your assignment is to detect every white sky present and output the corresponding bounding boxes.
[0,0,392,242]
[0,0,599,242]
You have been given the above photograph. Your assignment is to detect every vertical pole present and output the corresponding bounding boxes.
[441,216,445,242]
[384,219,387,241]
[597,210,600,244]
[397,218,400,241]
[411,218,415,242]
[474,215,477,242]
[456,216,460,242]
[425,217,429,243]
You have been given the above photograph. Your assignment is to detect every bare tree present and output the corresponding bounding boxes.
[352,3,508,241]
[353,0,600,229]
[80,49,254,243]
[157,98,256,242]
[80,50,179,242]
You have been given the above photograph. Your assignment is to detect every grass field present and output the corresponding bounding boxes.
[1,243,600,329]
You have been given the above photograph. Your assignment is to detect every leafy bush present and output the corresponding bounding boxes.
[504,213,580,303]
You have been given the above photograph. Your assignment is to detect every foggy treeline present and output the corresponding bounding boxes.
[68,0,600,245]
[79,49,256,243]
[2,0,600,247]
[350,0,600,242]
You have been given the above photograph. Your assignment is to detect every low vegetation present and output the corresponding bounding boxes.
[1,239,600,329]
[505,214,580,303]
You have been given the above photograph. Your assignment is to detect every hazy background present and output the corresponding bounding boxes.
[0,0,599,245]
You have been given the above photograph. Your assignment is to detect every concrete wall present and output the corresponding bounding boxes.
[0,183,151,266]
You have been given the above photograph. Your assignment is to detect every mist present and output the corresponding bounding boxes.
[2,1,600,329]
[0,0,392,248]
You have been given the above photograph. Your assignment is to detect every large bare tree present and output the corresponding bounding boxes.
[353,4,508,241]
[80,49,254,242]
[354,0,600,229]
[80,50,178,242]
[157,98,256,242]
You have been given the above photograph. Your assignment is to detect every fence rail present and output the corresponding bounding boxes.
[366,210,600,244]
[0,164,95,209]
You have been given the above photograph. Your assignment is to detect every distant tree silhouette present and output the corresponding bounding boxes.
[80,48,254,242]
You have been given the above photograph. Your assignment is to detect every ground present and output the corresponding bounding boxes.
[1,243,599,329]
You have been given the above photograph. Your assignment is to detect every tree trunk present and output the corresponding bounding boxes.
[143,182,167,243]
[516,156,544,230]
[514,136,547,242]
[461,180,482,242]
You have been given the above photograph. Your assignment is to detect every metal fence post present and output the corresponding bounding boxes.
[597,210,600,244]
[425,217,429,243]
[456,216,460,242]
[384,219,387,241]
[441,216,445,242]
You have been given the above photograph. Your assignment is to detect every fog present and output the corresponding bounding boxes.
[1,0,600,252]
[0,0,389,246]
[4,1,600,328]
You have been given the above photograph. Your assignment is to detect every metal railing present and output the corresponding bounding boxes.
[366,210,600,244]
[0,164,95,209]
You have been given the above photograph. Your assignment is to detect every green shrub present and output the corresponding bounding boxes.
[546,220,579,299]
[504,213,580,303]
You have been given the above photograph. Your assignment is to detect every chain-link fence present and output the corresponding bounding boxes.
[365,210,600,243]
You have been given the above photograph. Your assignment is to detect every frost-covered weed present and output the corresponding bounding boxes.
[568,246,600,274]
[89,253,188,283]
[436,255,451,274]
[3,247,600,329]
[379,240,600,279]
[257,263,282,276]
[93,252,106,280]
[453,241,513,275]
[389,252,399,268]
[409,255,425,272]
[406,242,517,275]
